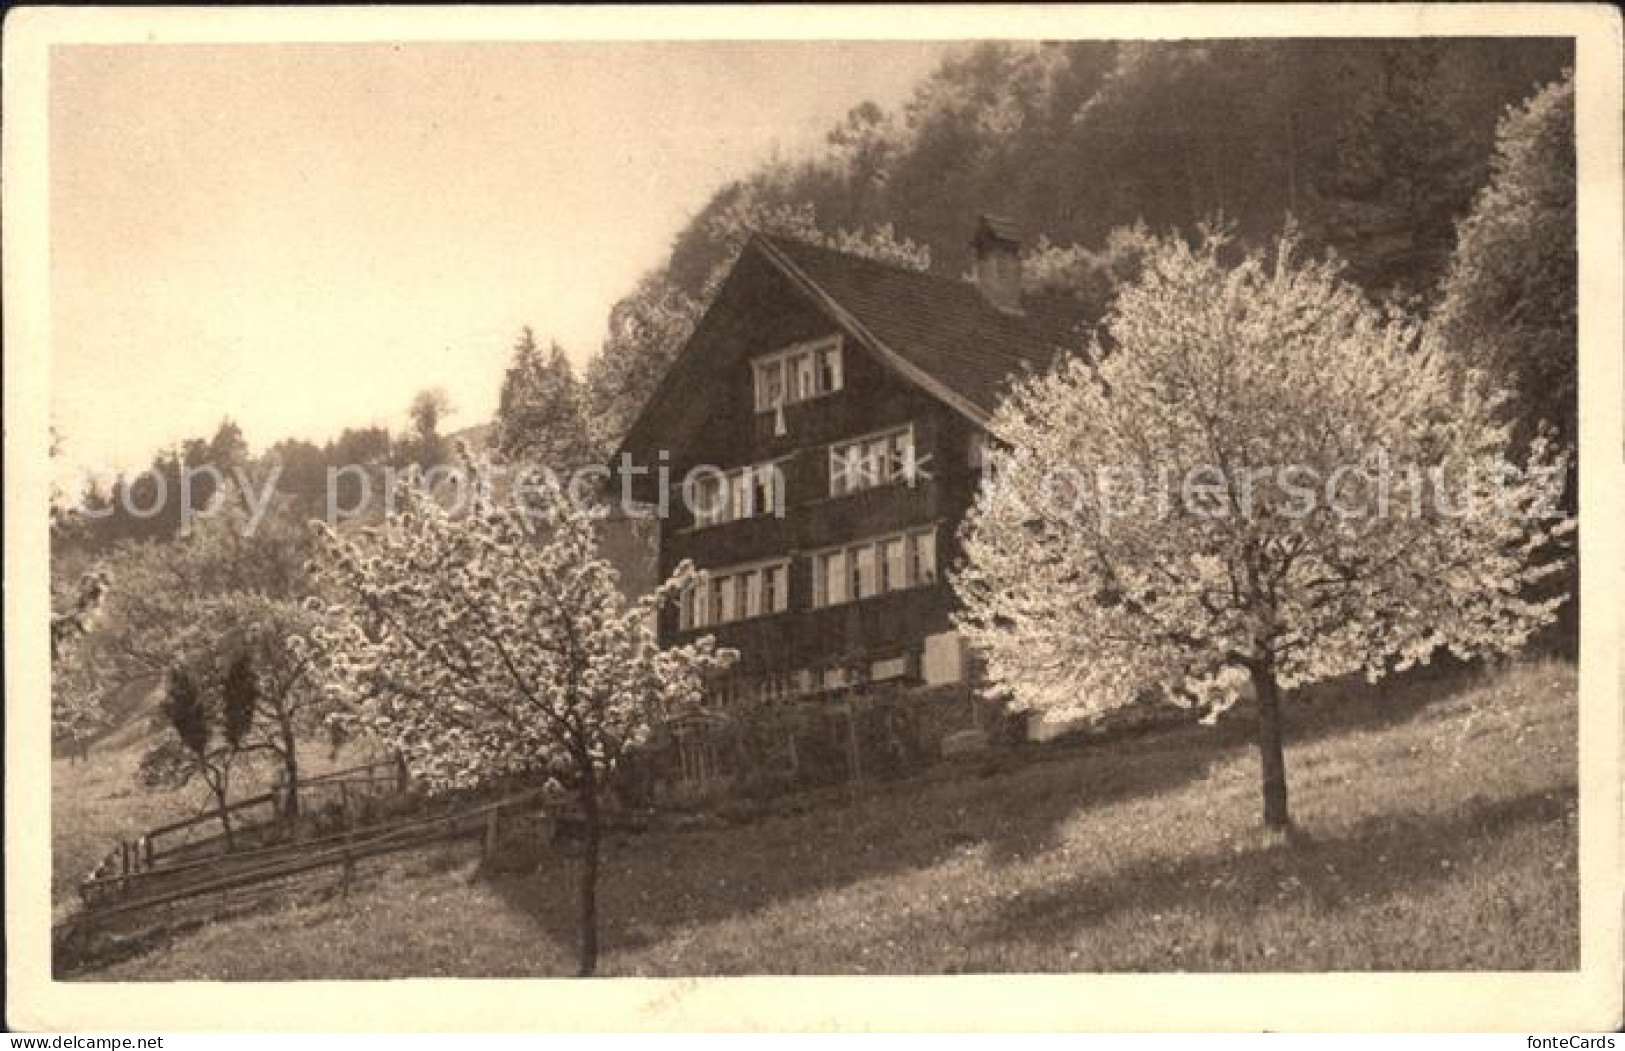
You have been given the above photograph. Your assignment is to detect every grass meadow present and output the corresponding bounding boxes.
[59,659,1577,977]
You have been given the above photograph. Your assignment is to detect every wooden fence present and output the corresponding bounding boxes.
[80,758,410,902]
[78,787,553,921]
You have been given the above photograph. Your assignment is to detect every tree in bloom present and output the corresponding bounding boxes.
[51,562,113,760]
[50,564,111,665]
[305,446,735,976]
[52,636,110,763]
[954,228,1573,832]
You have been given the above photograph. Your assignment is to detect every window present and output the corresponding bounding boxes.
[862,437,887,486]
[810,526,938,609]
[890,431,916,481]
[691,471,726,528]
[829,426,914,498]
[764,563,788,614]
[714,577,733,624]
[793,354,816,402]
[688,460,787,529]
[678,559,792,630]
[751,468,778,518]
[818,549,847,607]
[817,343,843,393]
[755,359,784,412]
[913,527,937,585]
[753,336,843,412]
[882,537,907,593]
[852,545,876,600]
[871,655,909,681]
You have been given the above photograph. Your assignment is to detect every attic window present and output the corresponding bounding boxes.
[754,335,843,412]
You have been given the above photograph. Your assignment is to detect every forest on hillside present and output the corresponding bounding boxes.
[666,40,1569,299]
[58,37,1575,552]
[583,38,1574,449]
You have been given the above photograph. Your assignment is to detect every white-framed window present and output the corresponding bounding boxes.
[691,471,727,529]
[871,655,909,681]
[913,527,938,586]
[852,545,877,601]
[678,558,792,631]
[687,460,787,530]
[817,342,843,393]
[713,577,732,624]
[809,525,940,609]
[753,336,843,412]
[750,468,776,518]
[816,549,847,608]
[881,536,907,593]
[756,358,784,412]
[829,425,915,497]
[762,563,786,615]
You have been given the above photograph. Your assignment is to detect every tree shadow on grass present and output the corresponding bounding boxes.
[484,727,1235,958]
[959,786,1577,972]
[484,664,1555,967]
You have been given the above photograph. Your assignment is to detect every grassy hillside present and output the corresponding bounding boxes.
[69,659,1576,977]
[52,707,379,923]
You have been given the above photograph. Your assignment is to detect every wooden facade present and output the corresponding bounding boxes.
[617,224,1092,710]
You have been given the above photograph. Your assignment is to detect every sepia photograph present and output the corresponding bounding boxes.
[5,2,1622,1034]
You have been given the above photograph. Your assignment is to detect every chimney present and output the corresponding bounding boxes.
[971,214,1024,313]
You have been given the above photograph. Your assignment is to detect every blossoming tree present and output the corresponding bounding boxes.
[954,229,1573,832]
[306,448,734,976]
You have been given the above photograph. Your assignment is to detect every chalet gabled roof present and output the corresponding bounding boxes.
[755,234,1096,421]
[616,232,1097,464]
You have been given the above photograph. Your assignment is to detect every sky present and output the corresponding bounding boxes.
[49,41,956,480]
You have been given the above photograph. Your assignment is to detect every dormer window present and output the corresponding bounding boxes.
[754,335,843,412]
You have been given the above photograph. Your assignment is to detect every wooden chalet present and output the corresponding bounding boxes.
[616,216,1094,717]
